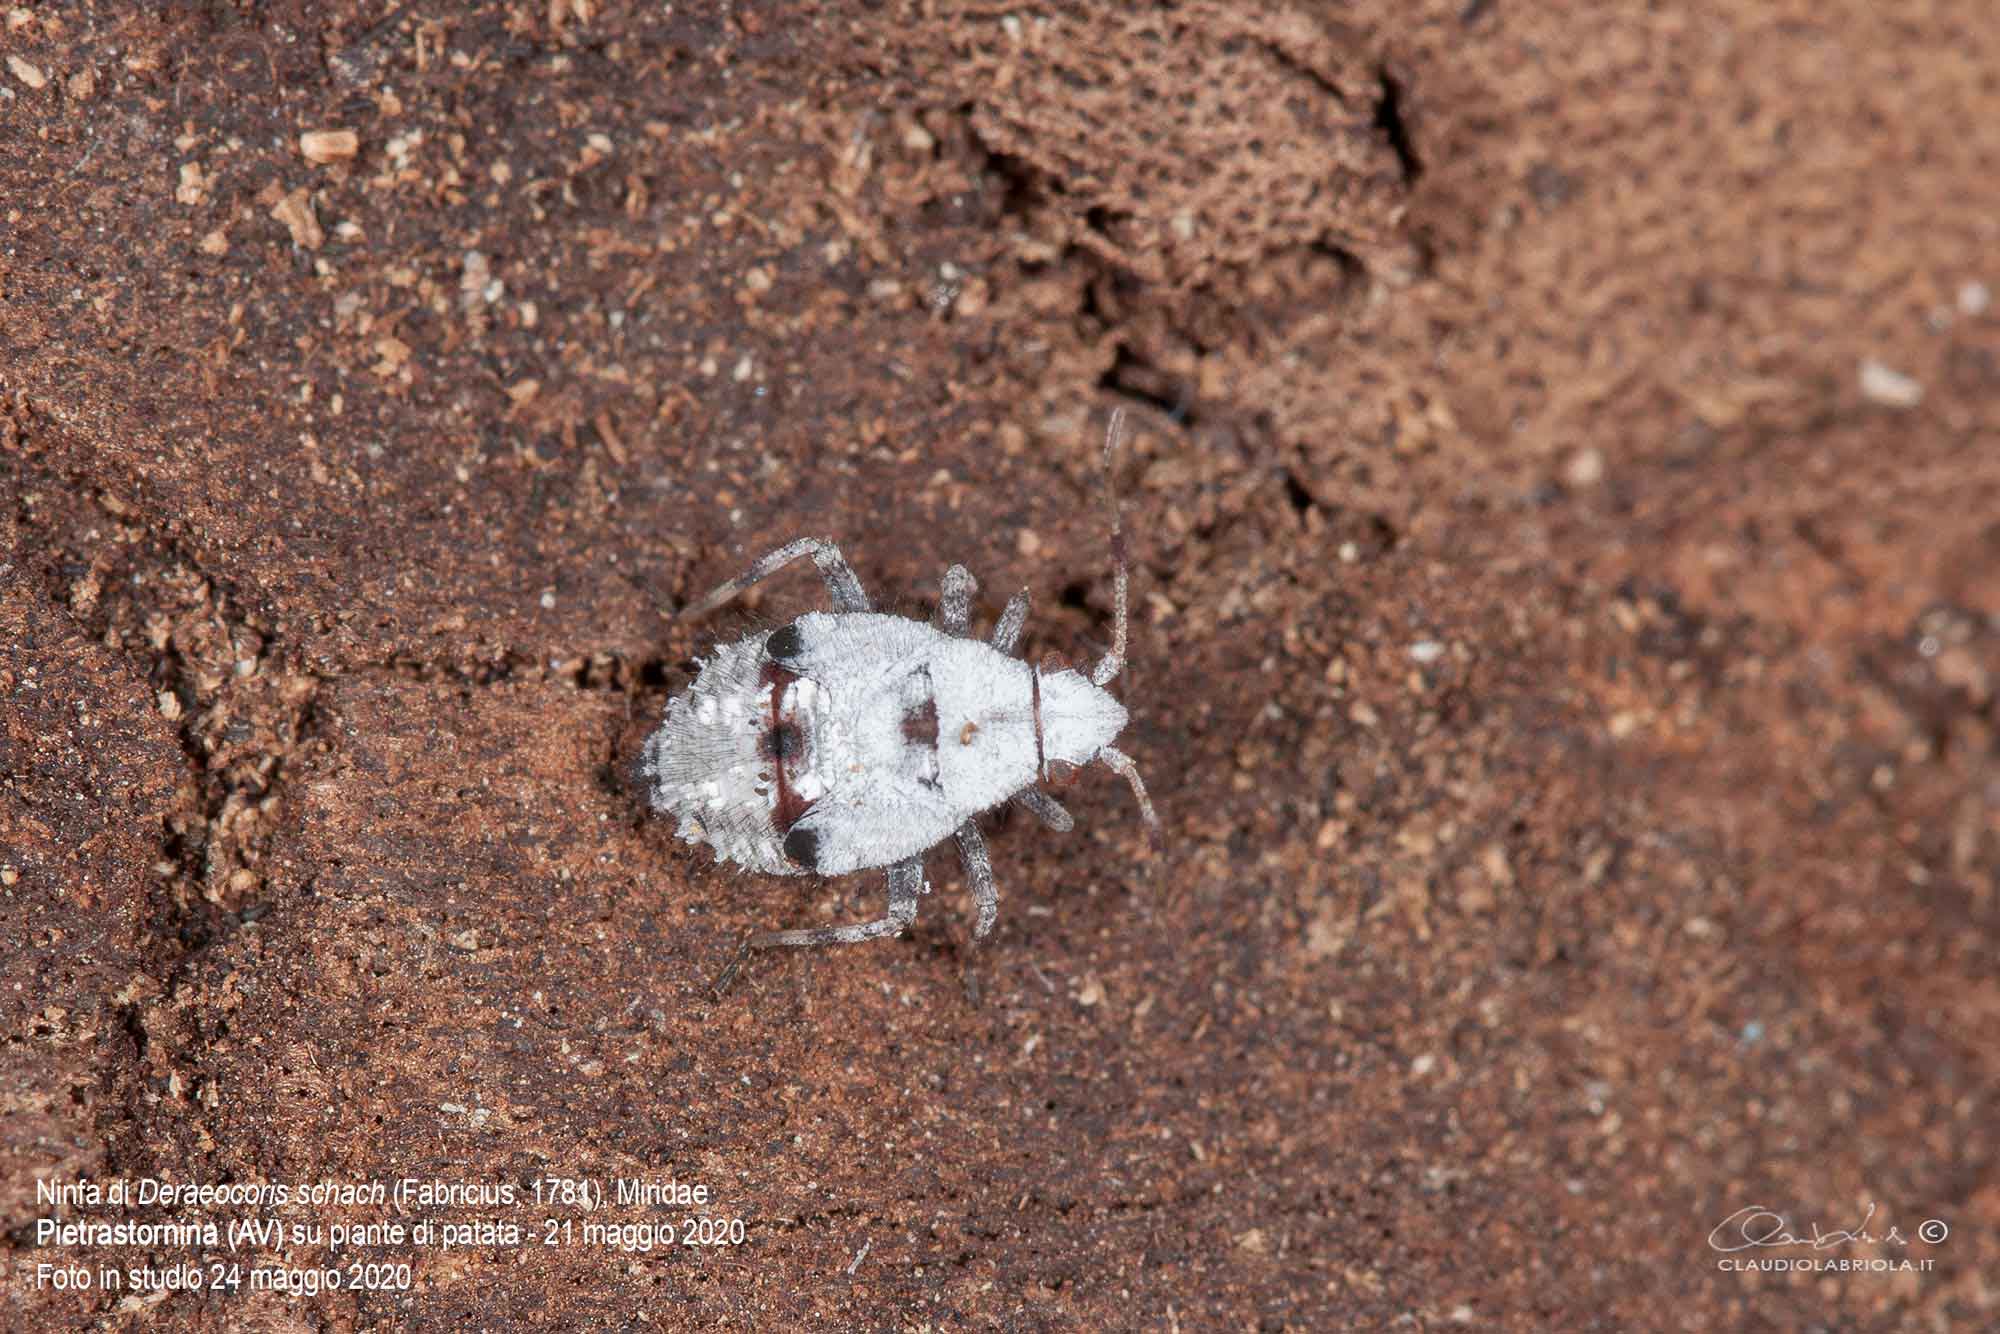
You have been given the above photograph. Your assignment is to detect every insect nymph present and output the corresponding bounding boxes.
[642,411,1158,970]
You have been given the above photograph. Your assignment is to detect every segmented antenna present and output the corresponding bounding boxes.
[1088,408,1163,849]
[1090,407,1130,688]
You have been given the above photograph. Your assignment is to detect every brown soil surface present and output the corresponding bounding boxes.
[4,2,1997,1329]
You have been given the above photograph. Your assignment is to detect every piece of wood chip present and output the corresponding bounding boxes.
[299,129,359,164]
[270,188,323,250]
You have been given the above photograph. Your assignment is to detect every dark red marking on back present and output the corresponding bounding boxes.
[1030,666,1046,781]
[759,660,816,837]
[902,695,939,747]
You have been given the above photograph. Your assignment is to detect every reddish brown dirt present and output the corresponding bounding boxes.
[4,2,1997,1330]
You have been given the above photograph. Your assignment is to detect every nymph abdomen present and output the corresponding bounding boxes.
[641,631,801,876]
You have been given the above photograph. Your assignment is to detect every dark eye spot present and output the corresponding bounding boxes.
[766,622,804,662]
[783,825,820,871]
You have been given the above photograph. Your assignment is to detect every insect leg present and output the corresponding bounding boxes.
[1096,744,1162,849]
[990,588,1030,654]
[683,536,872,618]
[747,855,922,949]
[953,822,999,939]
[1011,788,1073,832]
[932,564,978,635]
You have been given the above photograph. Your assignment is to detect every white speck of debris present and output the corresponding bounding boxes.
[8,55,47,89]
[1408,640,1445,664]
[732,354,755,382]
[386,129,424,168]
[439,1102,466,1114]
[460,250,493,305]
[1961,281,1992,318]
[1410,1053,1437,1077]
[540,590,557,609]
[1337,541,1359,564]
[1565,447,1605,487]
[1859,359,1923,408]
[846,1238,872,1275]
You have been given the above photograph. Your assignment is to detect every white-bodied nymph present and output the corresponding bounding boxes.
[642,410,1159,983]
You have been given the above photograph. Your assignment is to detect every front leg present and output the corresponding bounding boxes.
[684,536,872,618]
[1012,788,1073,832]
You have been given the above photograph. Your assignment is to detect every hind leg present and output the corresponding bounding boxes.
[684,537,871,618]
[953,822,999,939]
[752,855,923,948]
[932,564,977,635]
[711,857,925,993]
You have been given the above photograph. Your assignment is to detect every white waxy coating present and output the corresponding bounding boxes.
[641,630,795,876]
[644,610,1134,880]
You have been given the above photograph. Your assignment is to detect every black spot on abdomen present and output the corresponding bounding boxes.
[766,621,804,663]
[783,825,820,872]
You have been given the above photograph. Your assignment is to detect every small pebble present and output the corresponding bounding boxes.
[299,129,359,164]
[1859,359,1923,408]
[1564,447,1605,487]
